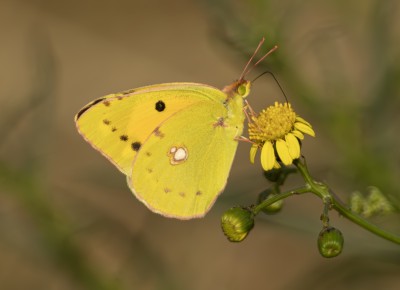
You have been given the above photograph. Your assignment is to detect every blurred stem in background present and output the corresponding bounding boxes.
[0,29,180,290]
[0,29,123,290]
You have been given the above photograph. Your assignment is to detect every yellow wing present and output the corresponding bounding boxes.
[128,100,244,219]
[75,83,227,175]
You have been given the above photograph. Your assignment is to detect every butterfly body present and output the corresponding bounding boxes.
[75,80,250,219]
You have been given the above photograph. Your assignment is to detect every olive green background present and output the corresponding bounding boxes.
[1,0,399,289]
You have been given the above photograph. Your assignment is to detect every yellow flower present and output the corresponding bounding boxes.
[248,102,315,171]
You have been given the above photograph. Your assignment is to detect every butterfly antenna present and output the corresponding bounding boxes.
[245,45,278,77]
[252,71,289,103]
[238,37,265,80]
[254,45,279,68]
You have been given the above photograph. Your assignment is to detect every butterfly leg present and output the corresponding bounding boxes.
[235,135,255,144]
[244,100,264,133]
[243,99,257,121]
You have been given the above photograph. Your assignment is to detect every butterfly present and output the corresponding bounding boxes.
[75,38,277,219]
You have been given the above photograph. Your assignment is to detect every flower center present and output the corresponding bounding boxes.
[248,102,296,143]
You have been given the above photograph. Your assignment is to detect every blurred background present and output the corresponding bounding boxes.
[1,0,400,289]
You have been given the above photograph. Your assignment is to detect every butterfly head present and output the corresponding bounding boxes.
[237,79,251,98]
[222,79,251,100]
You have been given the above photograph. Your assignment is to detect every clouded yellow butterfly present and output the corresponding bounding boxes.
[75,39,277,219]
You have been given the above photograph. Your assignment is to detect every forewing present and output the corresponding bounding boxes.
[75,83,226,175]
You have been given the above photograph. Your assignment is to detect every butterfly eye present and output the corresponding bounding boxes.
[237,81,251,98]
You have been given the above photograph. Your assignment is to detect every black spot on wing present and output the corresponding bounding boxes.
[155,100,166,112]
[120,135,128,141]
[131,141,141,151]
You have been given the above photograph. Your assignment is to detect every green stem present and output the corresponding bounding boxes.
[332,197,400,245]
[295,158,331,201]
[253,186,310,215]
[294,158,400,245]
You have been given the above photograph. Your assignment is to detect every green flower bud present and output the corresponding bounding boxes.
[258,189,284,214]
[263,168,282,182]
[221,207,254,242]
[318,227,344,258]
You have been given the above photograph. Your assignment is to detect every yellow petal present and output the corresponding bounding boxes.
[249,144,258,164]
[273,161,281,169]
[291,129,304,140]
[285,133,301,159]
[260,141,275,171]
[295,116,312,127]
[294,122,315,137]
[276,139,293,165]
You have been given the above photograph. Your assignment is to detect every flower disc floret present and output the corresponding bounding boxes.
[248,102,315,171]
